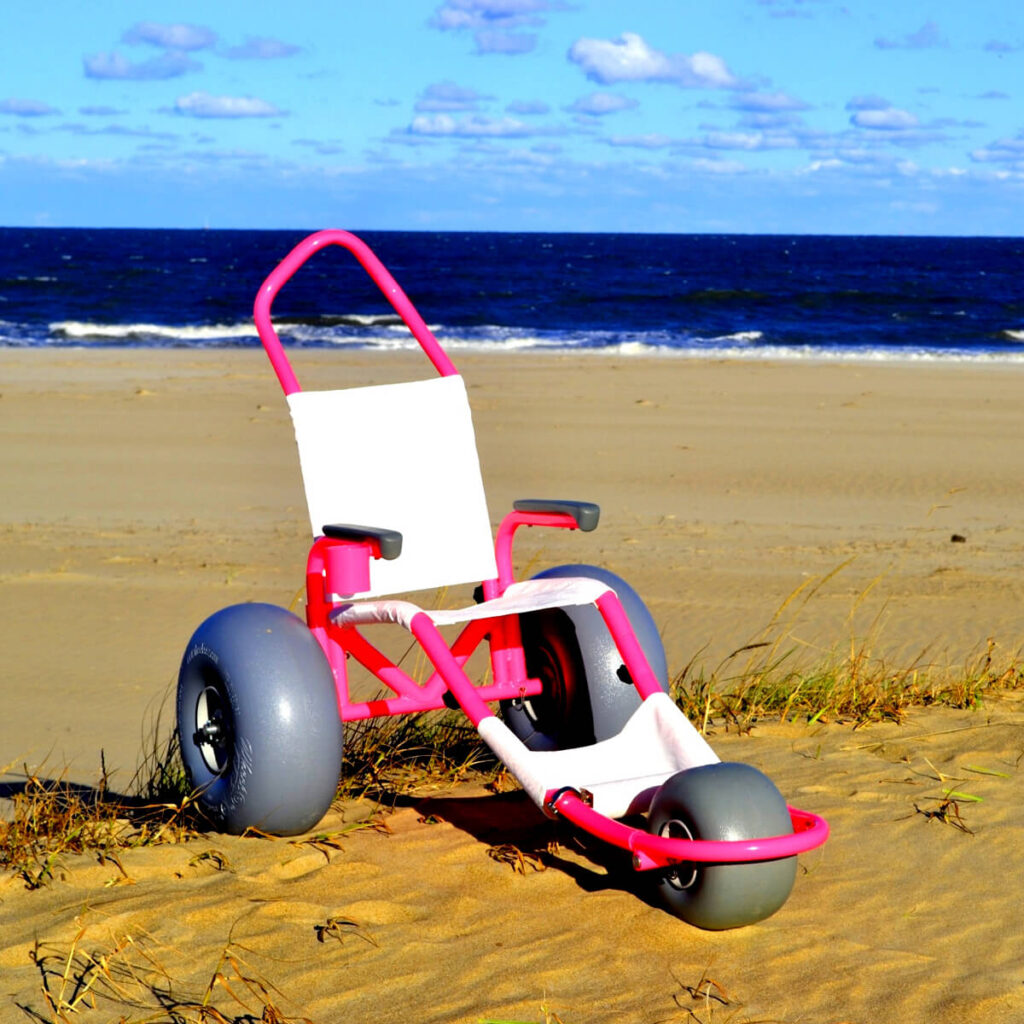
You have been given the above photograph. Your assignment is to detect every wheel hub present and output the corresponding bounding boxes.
[660,818,699,890]
[194,684,232,774]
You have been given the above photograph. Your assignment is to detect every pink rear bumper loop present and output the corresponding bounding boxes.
[548,788,829,871]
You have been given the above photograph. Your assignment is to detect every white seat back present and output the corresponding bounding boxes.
[287,374,498,598]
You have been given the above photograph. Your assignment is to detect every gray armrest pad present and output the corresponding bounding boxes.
[322,524,403,560]
[513,499,600,532]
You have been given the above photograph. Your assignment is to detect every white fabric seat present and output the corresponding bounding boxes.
[288,374,497,598]
[331,576,612,630]
[291,374,615,630]
[479,692,719,818]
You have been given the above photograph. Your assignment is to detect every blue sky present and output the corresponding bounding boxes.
[1,0,1022,234]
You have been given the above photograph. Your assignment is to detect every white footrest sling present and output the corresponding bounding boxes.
[331,576,613,630]
[478,692,720,819]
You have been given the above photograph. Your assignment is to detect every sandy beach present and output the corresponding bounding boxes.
[3,347,1024,1022]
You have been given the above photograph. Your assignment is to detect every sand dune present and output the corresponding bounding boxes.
[2,349,1024,1022]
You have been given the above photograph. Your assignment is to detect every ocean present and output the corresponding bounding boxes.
[1,228,1022,361]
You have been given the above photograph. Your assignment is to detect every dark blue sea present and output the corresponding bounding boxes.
[1,228,1022,360]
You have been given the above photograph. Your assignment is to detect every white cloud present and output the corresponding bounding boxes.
[568,92,638,116]
[606,133,673,149]
[416,81,490,112]
[569,32,740,89]
[122,22,217,51]
[173,92,284,119]
[846,94,892,112]
[985,39,1023,54]
[703,130,768,150]
[408,113,534,138]
[57,122,178,140]
[474,30,537,54]
[431,0,552,31]
[730,90,810,113]
[970,133,1024,165]
[431,0,548,53]
[875,21,947,51]
[688,157,748,175]
[79,105,126,116]
[294,139,346,155]
[507,99,550,115]
[0,98,60,116]
[851,108,919,130]
[84,51,201,80]
[223,37,302,60]
[799,158,844,174]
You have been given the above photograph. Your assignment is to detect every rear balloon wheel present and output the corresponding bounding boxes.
[503,608,591,752]
[501,564,668,751]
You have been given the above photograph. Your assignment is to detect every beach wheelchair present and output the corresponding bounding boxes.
[177,230,828,929]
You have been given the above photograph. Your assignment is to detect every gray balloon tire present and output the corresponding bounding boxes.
[177,602,343,836]
[501,563,669,751]
[648,762,797,930]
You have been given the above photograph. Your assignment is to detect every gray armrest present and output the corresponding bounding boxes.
[322,524,403,560]
[513,499,600,532]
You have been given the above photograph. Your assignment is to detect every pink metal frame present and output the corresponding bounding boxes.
[253,230,828,872]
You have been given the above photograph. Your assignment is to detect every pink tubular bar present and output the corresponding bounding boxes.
[253,229,458,393]
[548,788,829,871]
[491,510,585,594]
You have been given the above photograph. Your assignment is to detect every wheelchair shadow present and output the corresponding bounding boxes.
[0,776,659,915]
[414,789,662,910]
[0,772,206,833]
[0,776,133,807]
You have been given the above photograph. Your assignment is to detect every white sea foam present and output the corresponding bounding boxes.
[341,313,407,327]
[309,330,1024,364]
[652,345,1024,365]
[50,320,257,341]
[709,330,763,344]
[27,317,1024,366]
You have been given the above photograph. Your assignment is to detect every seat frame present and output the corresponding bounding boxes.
[254,230,668,730]
[252,229,829,871]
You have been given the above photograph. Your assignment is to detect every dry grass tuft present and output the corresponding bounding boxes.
[339,710,497,800]
[28,916,313,1023]
[478,1004,565,1024]
[674,638,1024,733]
[673,565,1024,733]
[0,692,490,893]
[486,842,548,874]
[6,563,1022,903]
[0,756,203,891]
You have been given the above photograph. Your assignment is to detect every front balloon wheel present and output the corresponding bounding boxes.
[177,602,343,836]
[648,762,797,929]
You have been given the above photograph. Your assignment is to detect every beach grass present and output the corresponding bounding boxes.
[673,565,1024,733]
[674,635,1024,735]
[29,917,316,1024]
[4,633,1020,892]
[338,710,495,800]
[0,755,205,890]
[0,699,492,893]
[7,558,1024,887]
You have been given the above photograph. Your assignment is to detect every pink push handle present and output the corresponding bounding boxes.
[253,229,458,395]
